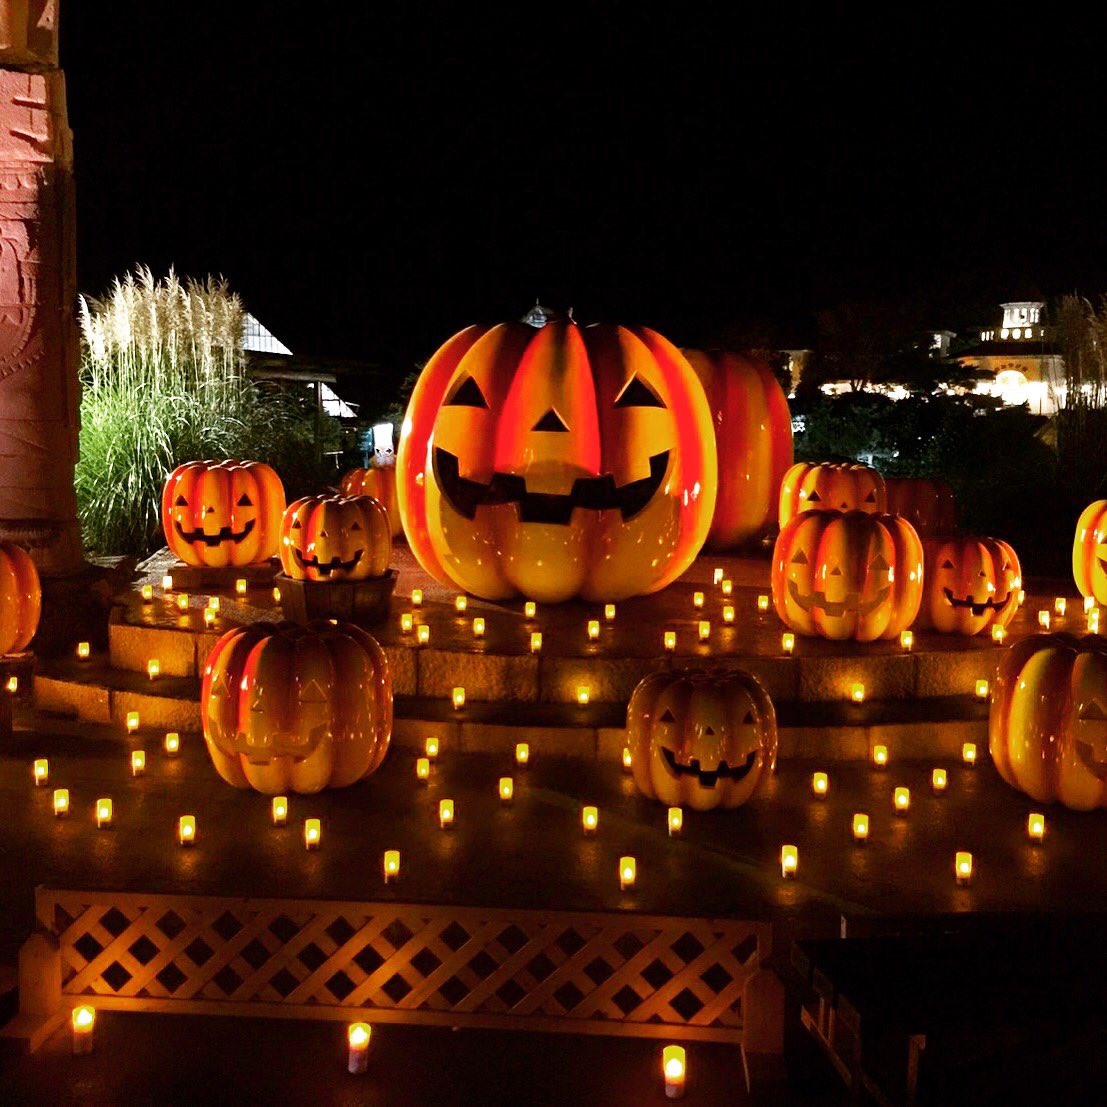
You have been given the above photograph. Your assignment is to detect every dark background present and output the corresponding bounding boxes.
[62,3,1105,376]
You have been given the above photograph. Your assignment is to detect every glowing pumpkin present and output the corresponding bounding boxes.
[339,467,401,540]
[279,494,390,583]
[883,477,957,537]
[0,541,40,655]
[627,668,777,810]
[201,621,392,794]
[778,462,886,529]
[683,349,792,550]
[771,510,923,641]
[990,633,1107,809]
[162,460,286,568]
[1073,500,1107,606]
[397,316,716,602]
[916,535,1020,635]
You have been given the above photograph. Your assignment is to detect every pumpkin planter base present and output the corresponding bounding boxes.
[276,570,397,627]
[164,559,279,592]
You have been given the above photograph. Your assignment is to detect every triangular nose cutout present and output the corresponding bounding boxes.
[533,409,569,432]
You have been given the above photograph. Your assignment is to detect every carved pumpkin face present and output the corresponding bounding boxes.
[771,510,923,641]
[627,669,777,810]
[917,535,1020,635]
[778,462,886,528]
[201,621,392,794]
[990,633,1107,809]
[0,540,40,656]
[338,467,401,540]
[162,460,286,568]
[280,494,390,582]
[1073,500,1107,606]
[397,318,716,602]
[883,477,957,537]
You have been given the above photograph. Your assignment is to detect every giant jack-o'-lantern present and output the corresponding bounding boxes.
[916,535,1020,635]
[279,494,390,583]
[339,467,401,540]
[0,541,40,655]
[1073,500,1107,607]
[778,462,886,529]
[990,633,1107,810]
[772,510,923,641]
[397,317,716,602]
[162,460,286,568]
[627,668,777,811]
[883,477,957,537]
[201,621,392,794]
[683,349,792,550]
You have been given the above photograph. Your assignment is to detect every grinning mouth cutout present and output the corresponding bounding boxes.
[176,518,255,547]
[788,578,889,617]
[293,547,363,576]
[661,746,757,788]
[433,447,668,525]
[943,587,1012,616]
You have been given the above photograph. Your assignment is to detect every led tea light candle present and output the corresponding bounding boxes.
[850,683,865,703]
[33,758,48,786]
[663,630,676,651]
[454,594,468,614]
[204,608,217,629]
[693,591,705,609]
[1091,610,1101,634]
[147,658,160,680]
[713,567,724,585]
[272,796,288,825]
[71,1005,95,1055]
[780,844,798,878]
[530,631,542,653]
[472,617,485,638]
[852,813,869,842]
[425,737,439,760]
[991,624,1007,644]
[95,797,113,829]
[757,594,770,613]
[439,798,454,829]
[206,596,220,613]
[416,757,430,782]
[272,586,282,604]
[900,630,913,652]
[1027,812,1045,843]
[955,850,973,885]
[1087,594,1097,614]
[721,579,733,596]
[416,624,431,646]
[697,620,711,642]
[661,1044,686,1100]
[347,1022,371,1074]
[498,777,514,804]
[524,601,537,619]
[811,772,828,797]
[1055,596,1067,616]
[178,815,196,846]
[452,687,466,710]
[76,641,90,660]
[400,613,414,633]
[162,574,173,592]
[723,604,735,624]
[931,767,948,793]
[378,850,401,888]
[577,686,590,705]
[53,788,69,817]
[962,742,977,767]
[781,632,795,655]
[975,679,989,700]
[1038,610,1050,630]
[176,593,189,613]
[235,578,248,596]
[872,745,888,768]
[131,750,146,777]
[587,619,600,641]
[604,603,616,621]
[5,675,15,693]
[893,786,911,814]
[304,818,321,850]
[582,805,598,834]
[1018,589,1026,606]
[515,742,529,766]
[141,583,154,602]
[619,856,636,890]
[411,588,423,607]
[667,807,683,836]
[622,746,633,772]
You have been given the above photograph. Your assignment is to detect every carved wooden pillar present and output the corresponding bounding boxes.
[0,0,83,575]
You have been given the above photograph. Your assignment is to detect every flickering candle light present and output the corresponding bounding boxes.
[439,799,454,829]
[411,588,423,607]
[499,777,514,804]
[416,624,431,645]
[587,619,600,641]
[1091,611,1101,634]
[203,595,219,613]
[619,856,636,890]
[931,767,948,793]
[425,736,440,760]
[1086,594,1097,614]
[622,746,633,771]
[76,641,90,660]
[204,608,216,629]
[955,851,973,885]
[577,686,590,705]
[304,818,321,849]
[757,594,770,612]
[272,586,282,604]
[178,815,196,846]
[452,687,465,710]
[33,758,48,786]
[162,574,173,592]
[1038,610,1050,630]
[347,1022,371,1074]
[1027,812,1046,843]
[400,613,414,633]
[811,772,828,797]
[530,631,542,653]
[962,742,977,766]
[271,796,288,825]
[900,630,913,652]
[698,620,711,642]
[604,603,616,621]
[852,813,869,842]
[416,757,430,782]
[849,682,866,704]
[713,567,724,585]
[175,593,189,613]
[378,849,400,888]
[71,1005,95,1055]
[146,658,160,680]
[781,632,795,655]
[893,786,911,814]
[52,788,68,817]
[5,675,15,693]
[667,807,683,836]
[582,805,598,834]
[723,604,735,624]
[1055,596,1067,616]
[662,1044,686,1100]
[131,750,146,777]
[1017,589,1026,606]
[524,601,537,619]
[721,579,733,596]
[472,617,485,638]
[693,591,705,609]
[872,745,888,768]
[95,797,113,829]
[235,578,248,596]
[975,679,989,700]
[780,844,798,878]
[991,624,1007,644]
[663,630,676,651]
[454,594,468,614]
[515,741,529,766]
[141,583,154,602]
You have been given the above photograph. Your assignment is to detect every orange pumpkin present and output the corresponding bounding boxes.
[990,633,1107,810]
[683,349,792,550]
[1073,500,1107,606]
[339,466,401,540]
[396,317,716,602]
[279,494,390,583]
[628,668,777,810]
[201,621,392,794]
[778,461,886,528]
[0,541,40,655]
[162,460,286,568]
[916,535,1020,635]
[771,510,923,641]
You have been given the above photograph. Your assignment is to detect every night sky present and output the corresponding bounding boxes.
[63,4,1105,377]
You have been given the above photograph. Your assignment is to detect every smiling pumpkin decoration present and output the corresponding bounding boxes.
[627,668,777,811]
[1073,500,1107,607]
[990,633,1107,810]
[397,315,716,602]
[772,510,923,641]
[778,461,886,529]
[0,540,40,656]
[916,535,1021,635]
[339,467,401,540]
[279,494,390,583]
[162,460,286,568]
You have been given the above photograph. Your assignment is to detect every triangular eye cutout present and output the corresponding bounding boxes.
[864,490,877,503]
[871,553,889,571]
[704,725,715,735]
[614,375,665,408]
[940,559,955,569]
[659,707,676,723]
[291,519,302,529]
[1080,700,1107,721]
[298,679,329,705]
[791,550,808,565]
[742,710,755,724]
[807,490,822,502]
[532,409,569,432]
[175,495,188,507]
[350,521,362,531]
[237,493,253,507]
[445,375,488,408]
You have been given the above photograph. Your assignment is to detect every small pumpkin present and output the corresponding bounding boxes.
[339,466,401,540]
[916,535,1020,635]
[0,540,40,655]
[201,621,392,794]
[279,494,390,582]
[1073,500,1107,606]
[683,349,793,550]
[883,477,957,537]
[162,460,286,568]
[990,633,1107,810]
[778,461,886,528]
[627,668,777,810]
[771,510,923,641]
